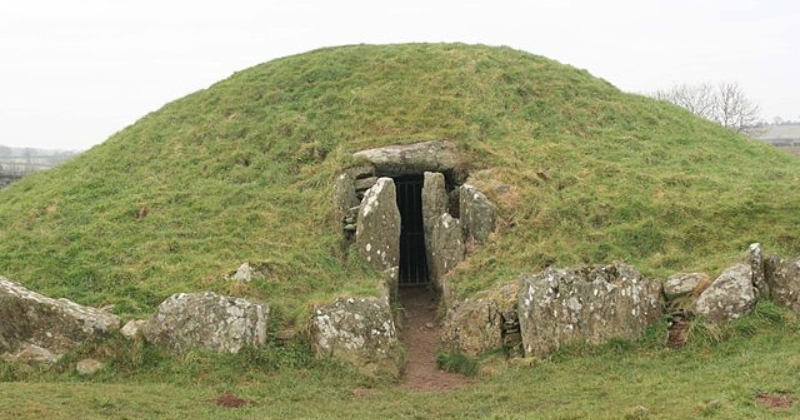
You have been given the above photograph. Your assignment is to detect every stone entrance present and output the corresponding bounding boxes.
[335,141,496,301]
[395,175,429,287]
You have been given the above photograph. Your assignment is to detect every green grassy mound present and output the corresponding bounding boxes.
[1,43,799,324]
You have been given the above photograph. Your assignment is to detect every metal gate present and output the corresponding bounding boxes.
[395,176,429,286]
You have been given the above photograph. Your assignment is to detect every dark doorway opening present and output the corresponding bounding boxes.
[395,175,429,287]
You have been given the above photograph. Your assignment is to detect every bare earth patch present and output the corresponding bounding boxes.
[399,287,474,391]
[755,392,794,409]
[666,316,689,349]
[212,392,254,408]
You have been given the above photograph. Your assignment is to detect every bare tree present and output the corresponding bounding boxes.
[651,82,760,133]
[652,83,717,121]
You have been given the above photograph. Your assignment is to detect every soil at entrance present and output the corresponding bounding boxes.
[399,287,473,390]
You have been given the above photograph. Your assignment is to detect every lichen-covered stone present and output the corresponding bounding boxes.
[422,172,449,238]
[120,319,147,339]
[3,343,60,364]
[765,255,800,313]
[459,184,496,244]
[378,266,399,304]
[517,264,662,359]
[309,297,403,379]
[441,283,519,357]
[356,178,401,271]
[231,262,267,282]
[333,171,359,221]
[0,277,120,362]
[663,273,709,301]
[746,243,768,297]
[441,298,501,357]
[143,292,268,354]
[693,264,756,323]
[429,214,464,297]
[422,172,464,297]
[353,141,457,177]
[76,358,105,375]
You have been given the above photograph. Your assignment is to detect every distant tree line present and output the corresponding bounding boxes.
[0,145,80,175]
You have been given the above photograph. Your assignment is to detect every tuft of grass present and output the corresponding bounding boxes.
[686,300,797,346]
[436,351,479,376]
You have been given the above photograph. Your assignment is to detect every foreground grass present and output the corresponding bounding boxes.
[3,303,799,419]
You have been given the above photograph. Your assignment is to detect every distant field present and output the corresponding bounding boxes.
[782,147,800,157]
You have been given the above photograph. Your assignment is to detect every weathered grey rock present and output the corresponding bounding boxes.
[354,176,379,192]
[353,141,457,177]
[333,171,360,222]
[377,266,400,304]
[356,178,401,271]
[143,292,268,354]
[746,243,768,297]
[459,184,496,244]
[422,172,449,242]
[422,172,464,295]
[346,165,375,180]
[693,264,756,323]
[429,213,464,299]
[663,273,709,301]
[441,283,519,357]
[765,255,800,313]
[232,262,267,282]
[517,264,662,359]
[76,358,105,375]
[309,297,403,379]
[120,319,147,339]
[441,298,501,357]
[0,277,120,362]
[2,343,60,364]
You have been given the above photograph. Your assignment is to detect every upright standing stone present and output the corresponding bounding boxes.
[459,184,496,244]
[746,243,768,298]
[765,256,800,313]
[422,172,449,247]
[422,172,464,294]
[356,178,401,271]
[333,172,359,221]
[429,214,465,299]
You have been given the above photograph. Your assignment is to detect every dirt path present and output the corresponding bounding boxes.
[399,287,473,390]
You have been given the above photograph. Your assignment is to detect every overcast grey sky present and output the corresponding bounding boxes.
[1,0,797,150]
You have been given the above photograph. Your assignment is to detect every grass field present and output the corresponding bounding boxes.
[1,44,800,418]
